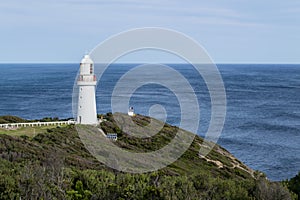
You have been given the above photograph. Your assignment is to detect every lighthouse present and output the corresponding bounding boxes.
[77,55,98,125]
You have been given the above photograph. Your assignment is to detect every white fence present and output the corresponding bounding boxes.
[0,120,75,129]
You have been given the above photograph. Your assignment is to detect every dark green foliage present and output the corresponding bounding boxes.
[0,159,20,200]
[0,125,103,169]
[100,113,253,179]
[67,180,92,200]
[0,115,27,124]
[0,113,294,199]
[0,159,293,200]
[285,172,300,199]
[40,117,60,122]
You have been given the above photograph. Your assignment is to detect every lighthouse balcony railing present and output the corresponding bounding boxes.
[78,75,97,82]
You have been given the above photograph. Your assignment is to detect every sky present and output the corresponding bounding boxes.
[0,0,300,63]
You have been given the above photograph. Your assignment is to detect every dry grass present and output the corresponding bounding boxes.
[0,125,67,138]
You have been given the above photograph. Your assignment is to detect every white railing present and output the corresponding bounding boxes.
[0,120,76,129]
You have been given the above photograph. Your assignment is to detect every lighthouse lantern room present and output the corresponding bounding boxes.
[77,55,98,125]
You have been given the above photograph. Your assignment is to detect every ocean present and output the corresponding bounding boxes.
[0,63,299,181]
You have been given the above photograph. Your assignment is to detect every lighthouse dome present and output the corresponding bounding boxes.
[81,54,93,64]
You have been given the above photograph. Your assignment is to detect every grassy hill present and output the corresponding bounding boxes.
[0,116,27,124]
[0,113,296,199]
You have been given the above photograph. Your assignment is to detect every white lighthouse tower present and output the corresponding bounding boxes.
[77,55,98,125]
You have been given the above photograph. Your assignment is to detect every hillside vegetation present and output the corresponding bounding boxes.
[0,116,27,124]
[0,113,297,199]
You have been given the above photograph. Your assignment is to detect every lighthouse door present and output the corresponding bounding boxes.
[79,116,81,124]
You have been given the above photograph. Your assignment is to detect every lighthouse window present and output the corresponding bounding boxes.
[80,96,82,99]
[90,64,93,74]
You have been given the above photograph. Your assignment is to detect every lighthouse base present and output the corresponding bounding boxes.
[77,85,98,125]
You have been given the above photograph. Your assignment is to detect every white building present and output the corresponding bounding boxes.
[77,55,98,125]
[106,133,118,141]
[128,106,135,116]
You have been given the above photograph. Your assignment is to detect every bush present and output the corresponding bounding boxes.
[287,172,300,199]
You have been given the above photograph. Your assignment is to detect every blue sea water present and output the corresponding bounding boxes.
[0,63,299,181]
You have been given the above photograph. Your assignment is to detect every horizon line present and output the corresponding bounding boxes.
[0,62,300,65]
